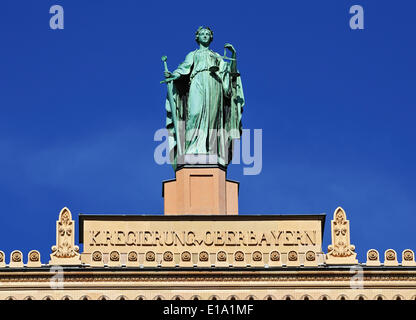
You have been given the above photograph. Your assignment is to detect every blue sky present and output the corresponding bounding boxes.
[0,0,415,263]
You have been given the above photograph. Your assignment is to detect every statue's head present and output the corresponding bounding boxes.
[195,26,213,45]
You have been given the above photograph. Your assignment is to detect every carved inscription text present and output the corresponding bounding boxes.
[88,230,317,247]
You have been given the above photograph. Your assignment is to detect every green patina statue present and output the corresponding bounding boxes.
[162,26,245,170]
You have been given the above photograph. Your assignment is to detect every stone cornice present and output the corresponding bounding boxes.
[1,268,416,284]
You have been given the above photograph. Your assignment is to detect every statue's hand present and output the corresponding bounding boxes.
[164,71,180,80]
[224,43,236,54]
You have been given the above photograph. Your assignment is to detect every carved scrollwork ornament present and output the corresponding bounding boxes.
[326,207,358,264]
[252,251,262,262]
[199,251,209,262]
[146,251,155,262]
[0,251,4,262]
[128,251,138,262]
[403,250,413,261]
[110,251,120,262]
[234,251,244,261]
[306,251,316,261]
[181,251,191,262]
[368,250,378,261]
[163,251,173,262]
[12,252,22,262]
[29,251,40,262]
[217,251,227,261]
[288,251,298,261]
[92,251,102,262]
[270,251,280,261]
[49,208,81,265]
[386,250,396,261]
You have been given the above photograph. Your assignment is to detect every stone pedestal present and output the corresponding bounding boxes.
[163,166,239,215]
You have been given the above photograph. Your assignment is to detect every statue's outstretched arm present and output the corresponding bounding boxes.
[172,51,195,78]
[224,43,237,74]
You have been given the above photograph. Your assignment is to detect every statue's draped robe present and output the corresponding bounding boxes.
[165,48,244,170]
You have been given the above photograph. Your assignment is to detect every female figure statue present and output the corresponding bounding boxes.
[164,26,244,170]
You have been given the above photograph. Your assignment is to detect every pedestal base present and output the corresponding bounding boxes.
[163,166,239,215]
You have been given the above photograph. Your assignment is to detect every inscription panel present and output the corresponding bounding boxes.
[80,215,324,262]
